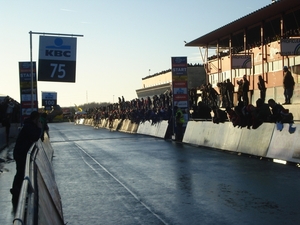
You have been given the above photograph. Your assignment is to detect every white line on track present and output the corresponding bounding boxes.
[75,143,168,225]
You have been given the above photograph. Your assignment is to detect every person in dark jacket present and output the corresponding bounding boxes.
[10,111,41,208]
[242,75,250,106]
[283,66,295,104]
[174,106,184,142]
[40,112,49,141]
[257,75,267,103]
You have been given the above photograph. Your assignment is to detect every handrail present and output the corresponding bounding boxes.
[26,146,38,225]
[13,143,37,225]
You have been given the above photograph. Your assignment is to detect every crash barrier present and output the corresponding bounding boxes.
[76,118,300,164]
[13,136,64,225]
[137,120,169,138]
[75,118,167,137]
[75,118,140,133]
[183,121,300,164]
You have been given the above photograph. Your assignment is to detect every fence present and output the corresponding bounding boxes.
[13,137,64,225]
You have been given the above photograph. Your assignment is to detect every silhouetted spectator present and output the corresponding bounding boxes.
[237,79,243,104]
[242,75,250,106]
[268,99,293,124]
[226,79,234,107]
[283,66,295,104]
[212,106,227,124]
[257,75,267,102]
[10,111,42,210]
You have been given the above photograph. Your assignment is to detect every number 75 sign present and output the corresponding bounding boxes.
[38,36,77,82]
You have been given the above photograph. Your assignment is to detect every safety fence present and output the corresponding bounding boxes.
[76,118,300,164]
[13,136,64,225]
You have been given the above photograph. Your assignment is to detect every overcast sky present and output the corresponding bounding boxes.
[0,0,272,107]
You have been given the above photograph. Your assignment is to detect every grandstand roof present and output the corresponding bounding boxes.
[185,0,300,47]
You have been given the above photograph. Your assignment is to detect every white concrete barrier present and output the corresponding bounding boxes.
[137,120,168,138]
[76,117,300,164]
[220,123,242,152]
[183,120,300,163]
[237,123,274,157]
[267,123,300,163]
[183,121,200,145]
[212,122,239,151]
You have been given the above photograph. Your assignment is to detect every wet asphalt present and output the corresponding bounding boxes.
[49,122,300,225]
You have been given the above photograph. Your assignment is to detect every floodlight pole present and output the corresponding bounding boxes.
[29,31,84,111]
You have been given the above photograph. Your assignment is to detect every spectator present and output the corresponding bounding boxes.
[40,112,49,141]
[174,106,184,142]
[283,66,295,104]
[226,79,234,107]
[257,75,267,102]
[242,75,250,106]
[212,106,227,124]
[267,98,293,125]
[10,111,42,209]
[207,84,219,107]
[225,107,240,127]
[255,98,272,123]
[237,79,243,104]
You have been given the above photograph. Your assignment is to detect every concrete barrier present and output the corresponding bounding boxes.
[237,123,274,157]
[137,121,151,135]
[183,121,199,144]
[267,123,300,163]
[77,117,300,164]
[136,120,169,138]
[183,120,300,163]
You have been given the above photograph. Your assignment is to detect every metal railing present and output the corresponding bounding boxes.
[13,143,38,225]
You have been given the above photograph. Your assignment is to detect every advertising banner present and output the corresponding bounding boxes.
[171,57,189,137]
[280,38,300,56]
[19,62,38,122]
[38,36,77,82]
[231,55,252,69]
[171,57,187,76]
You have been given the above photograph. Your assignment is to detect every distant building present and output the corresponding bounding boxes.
[136,64,206,98]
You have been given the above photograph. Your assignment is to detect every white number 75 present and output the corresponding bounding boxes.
[50,63,66,78]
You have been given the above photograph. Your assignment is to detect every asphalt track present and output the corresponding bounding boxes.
[49,123,300,224]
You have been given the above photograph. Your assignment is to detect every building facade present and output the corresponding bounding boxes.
[186,0,300,105]
[136,65,206,99]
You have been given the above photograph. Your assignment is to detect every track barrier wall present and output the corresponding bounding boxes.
[77,118,300,164]
[13,136,64,225]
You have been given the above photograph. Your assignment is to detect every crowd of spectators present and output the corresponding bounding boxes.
[77,73,294,133]
[78,91,175,126]
[189,75,294,131]
[200,82,295,131]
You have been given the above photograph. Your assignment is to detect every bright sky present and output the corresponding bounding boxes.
[0,0,272,107]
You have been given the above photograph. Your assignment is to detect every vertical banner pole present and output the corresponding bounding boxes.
[29,31,34,111]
